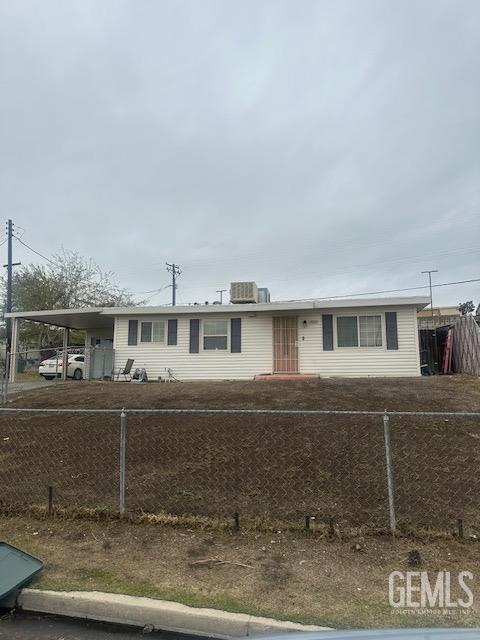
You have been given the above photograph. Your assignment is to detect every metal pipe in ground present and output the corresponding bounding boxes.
[119,409,127,515]
[383,411,396,534]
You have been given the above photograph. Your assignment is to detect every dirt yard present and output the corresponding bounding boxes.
[2,380,480,629]
[1,377,480,531]
[8,375,480,410]
[2,513,480,629]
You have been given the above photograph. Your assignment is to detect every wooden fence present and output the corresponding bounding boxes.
[453,315,480,377]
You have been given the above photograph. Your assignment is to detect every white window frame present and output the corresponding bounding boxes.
[139,319,166,344]
[202,318,229,351]
[335,313,385,349]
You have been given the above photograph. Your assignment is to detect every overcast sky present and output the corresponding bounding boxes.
[1,0,479,307]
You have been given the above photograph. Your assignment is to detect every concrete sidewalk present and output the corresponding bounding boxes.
[18,589,329,638]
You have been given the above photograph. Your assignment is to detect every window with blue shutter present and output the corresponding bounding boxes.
[322,314,334,350]
[231,318,241,353]
[168,319,178,345]
[128,320,138,346]
[189,319,199,353]
[385,312,399,350]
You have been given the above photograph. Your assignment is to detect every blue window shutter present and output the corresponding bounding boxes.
[385,312,398,350]
[322,315,334,350]
[128,320,138,346]
[231,318,241,353]
[189,319,199,353]
[167,319,178,345]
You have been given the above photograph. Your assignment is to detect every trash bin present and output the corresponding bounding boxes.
[0,542,43,609]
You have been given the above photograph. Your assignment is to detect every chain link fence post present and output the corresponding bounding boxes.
[119,409,127,515]
[2,353,9,403]
[3,355,8,403]
[382,410,396,534]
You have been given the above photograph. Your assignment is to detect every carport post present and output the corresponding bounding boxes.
[8,316,19,383]
[54,349,59,384]
[119,410,127,515]
[383,411,396,534]
[61,328,69,381]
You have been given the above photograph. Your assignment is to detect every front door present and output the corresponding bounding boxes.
[273,317,298,373]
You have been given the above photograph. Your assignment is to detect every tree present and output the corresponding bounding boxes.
[3,250,139,347]
[458,300,475,316]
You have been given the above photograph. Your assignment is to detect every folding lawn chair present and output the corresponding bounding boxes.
[112,358,134,381]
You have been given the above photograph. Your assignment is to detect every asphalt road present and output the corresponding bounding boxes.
[0,611,206,640]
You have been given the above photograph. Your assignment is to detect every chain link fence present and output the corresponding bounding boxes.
[0,407,479,532]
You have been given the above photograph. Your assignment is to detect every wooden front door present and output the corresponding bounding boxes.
[273,317,298,373]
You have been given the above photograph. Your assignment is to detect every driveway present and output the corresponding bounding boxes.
[6,379,61,396]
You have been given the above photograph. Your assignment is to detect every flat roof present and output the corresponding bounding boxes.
[104,296,430,315]
[5,296,430,328]
[4,308,115,330]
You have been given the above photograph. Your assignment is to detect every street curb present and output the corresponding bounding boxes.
[18,589,330,637]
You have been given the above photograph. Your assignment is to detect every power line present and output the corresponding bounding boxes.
[159,276,480,306]
[107,211,480,273]
[276,277,480,303]
[13,236,55,265]
[135,285,171,304]
[113,244,480,281]
[134,286,169,295]
[7,229,478,306]
[432,277,480,289]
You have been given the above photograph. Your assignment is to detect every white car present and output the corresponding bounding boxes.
[39,354,85,380]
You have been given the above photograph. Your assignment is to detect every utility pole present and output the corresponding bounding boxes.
[165,262,181,306]
[216,289,227,304]
[421,269,439,374]
[421,269,438,318]
[4,220,20,354]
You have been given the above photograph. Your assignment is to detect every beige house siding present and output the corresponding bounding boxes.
[113,312,273,380]
[298,305,420,377]
[112,304,421,380]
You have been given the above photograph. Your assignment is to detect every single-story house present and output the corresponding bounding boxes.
[6,292,429,381]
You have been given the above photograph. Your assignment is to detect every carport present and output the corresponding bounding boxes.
[5,308,115,382]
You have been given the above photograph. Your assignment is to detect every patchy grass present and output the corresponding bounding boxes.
[2,514,480,629]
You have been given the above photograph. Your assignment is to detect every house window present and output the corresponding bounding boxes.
[203,319,228,350]
[359,315,382,347]
[140,320,165,343]
[337,315,382,348]
[337,317,358,347]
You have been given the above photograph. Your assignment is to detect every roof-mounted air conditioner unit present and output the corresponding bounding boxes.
[230,281,258,304]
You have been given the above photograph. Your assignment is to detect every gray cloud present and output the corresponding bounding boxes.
[1,0,479,306]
